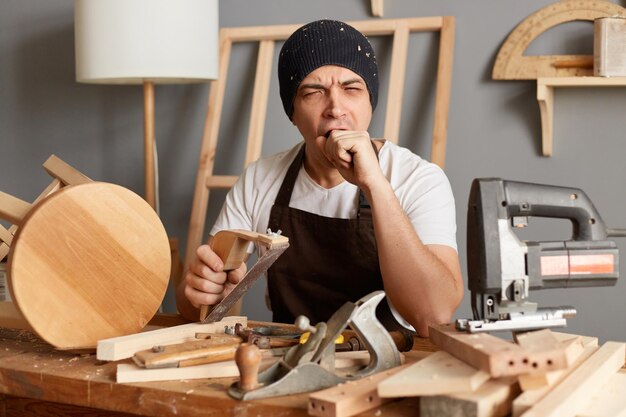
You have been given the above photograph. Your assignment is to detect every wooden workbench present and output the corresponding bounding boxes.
[0,326,433,417]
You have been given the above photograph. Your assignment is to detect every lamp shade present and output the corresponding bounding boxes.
[75,0,218,84]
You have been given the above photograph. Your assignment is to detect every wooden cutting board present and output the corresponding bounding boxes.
[7,182,171,349]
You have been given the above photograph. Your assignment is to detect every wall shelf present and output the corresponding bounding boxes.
[537,76,626,156]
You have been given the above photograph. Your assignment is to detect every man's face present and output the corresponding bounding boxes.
[291,65,372,145]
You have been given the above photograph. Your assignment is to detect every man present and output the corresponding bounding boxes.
[177,19,463,337]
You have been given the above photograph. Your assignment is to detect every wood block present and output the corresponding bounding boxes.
[514,329,574,372]
[97,316,247,361]
[420,376,520,417]
[517,335,585,391]
[512,344,598,417]
[377,350,490,397]
[520,342,625,417]
[429,323,561,377]
[578,369,626,417]
[308,365,408,417]
[550,331,599,348]
[594,17,626,76]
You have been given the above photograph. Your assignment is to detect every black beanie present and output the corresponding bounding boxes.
[278,19,379,119]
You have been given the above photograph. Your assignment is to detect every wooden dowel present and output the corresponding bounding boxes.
[143,81,157,211]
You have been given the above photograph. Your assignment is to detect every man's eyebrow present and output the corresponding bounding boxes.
[341,78,365,86]
[299,78,365,91]
[299,82,325,90]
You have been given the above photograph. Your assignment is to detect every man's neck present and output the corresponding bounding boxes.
[303,153,345,189]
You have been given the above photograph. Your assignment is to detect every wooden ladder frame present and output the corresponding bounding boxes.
[184,17,456,272]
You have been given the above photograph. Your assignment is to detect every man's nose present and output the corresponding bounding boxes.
[324,88,345,118]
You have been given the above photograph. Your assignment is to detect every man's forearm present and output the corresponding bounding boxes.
[364,180,463,336]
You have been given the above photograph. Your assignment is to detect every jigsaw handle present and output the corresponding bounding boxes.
[501,179,608,240]
[235,343,261,391]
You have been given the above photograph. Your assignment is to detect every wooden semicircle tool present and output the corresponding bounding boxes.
[492,0,626,80]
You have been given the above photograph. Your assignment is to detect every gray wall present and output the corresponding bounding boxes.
[2,0,625,342]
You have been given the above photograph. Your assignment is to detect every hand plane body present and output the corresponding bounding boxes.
[460,178,620,333]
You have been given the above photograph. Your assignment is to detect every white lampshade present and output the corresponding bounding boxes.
[74,0,219,84]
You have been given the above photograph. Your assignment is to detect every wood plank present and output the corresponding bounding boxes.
[116,358,253,383]
[308,364,408,417]
[42,154,91,185]
[578,369,626,417]
[118,350,372,384]
[245,39,274,167]
[429,323,560,377]
[218,18,445,42]
[512,344,599,417]
[377,350,490,397]
[383,20,409,144]
[184,36,233,270]
[371,0,383,17]
[97,316,247,361]
[420,376,520,417]
[430,15,455,168]
[0,192,31,226]
[520,342,625,417]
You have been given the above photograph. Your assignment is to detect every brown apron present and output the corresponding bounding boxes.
[267,144,406,331]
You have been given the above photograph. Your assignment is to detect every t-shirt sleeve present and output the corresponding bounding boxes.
[209,169,254,237]
[402,164,458,251]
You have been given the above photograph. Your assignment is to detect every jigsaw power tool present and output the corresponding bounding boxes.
[457,178,625,333]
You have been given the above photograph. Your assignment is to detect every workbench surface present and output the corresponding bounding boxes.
[0,326,433,417]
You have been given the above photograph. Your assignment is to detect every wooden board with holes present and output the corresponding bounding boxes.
[6,182,171,349]
[512,343,599,417]
[492,0,626,80]
[429,324,568,378]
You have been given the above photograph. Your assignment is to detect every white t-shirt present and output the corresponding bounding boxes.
[210,140,458,329]
[211,140,457,251]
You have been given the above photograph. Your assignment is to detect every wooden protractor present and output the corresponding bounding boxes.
[493,0,626,80]
[7,182,171,349]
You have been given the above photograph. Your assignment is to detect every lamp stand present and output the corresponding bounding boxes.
[143,81,157,211]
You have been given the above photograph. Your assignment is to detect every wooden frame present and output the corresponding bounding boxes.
[185,17,455,271]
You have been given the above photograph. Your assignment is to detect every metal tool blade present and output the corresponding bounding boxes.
[202,241,289,323]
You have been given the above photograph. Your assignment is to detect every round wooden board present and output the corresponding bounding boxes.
[7,182,171,349]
